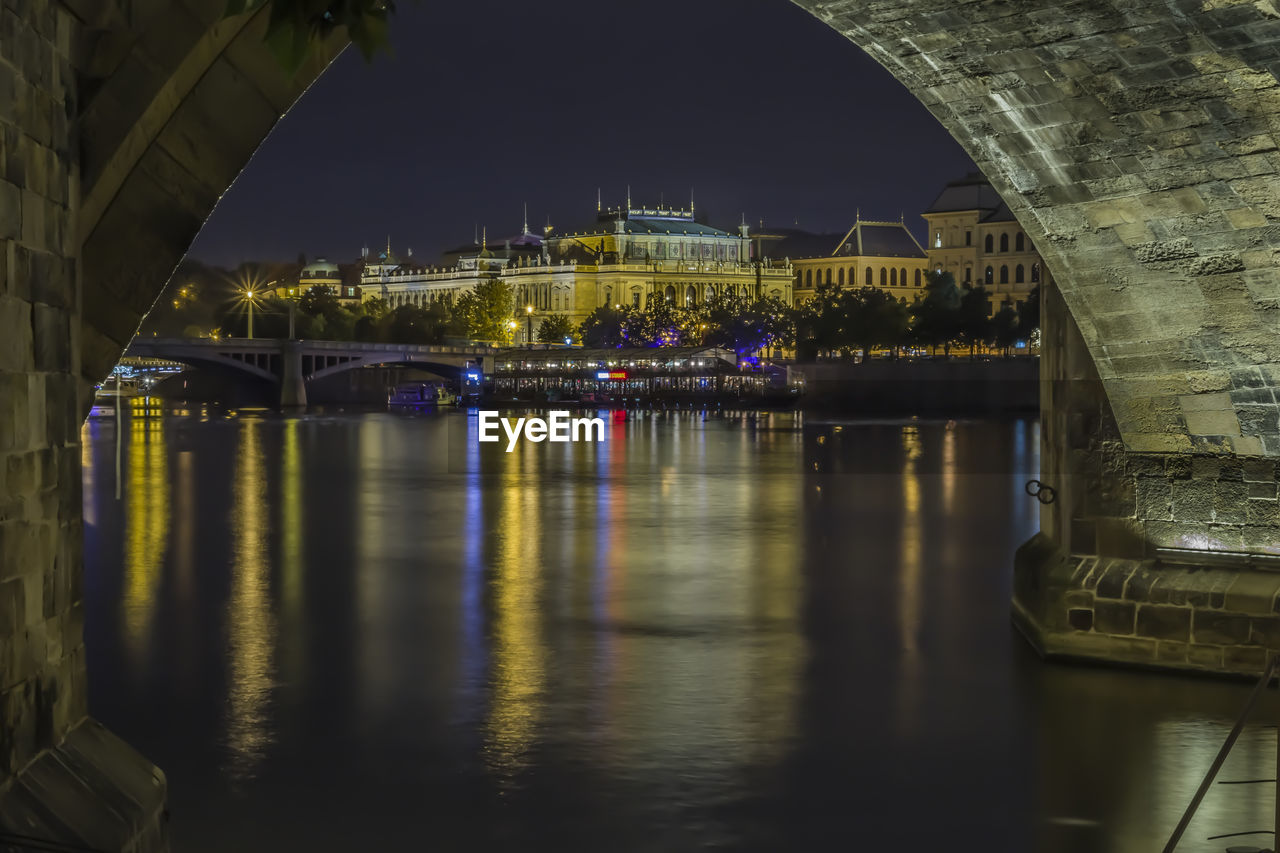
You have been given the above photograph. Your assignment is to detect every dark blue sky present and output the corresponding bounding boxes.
[187,0,976,267]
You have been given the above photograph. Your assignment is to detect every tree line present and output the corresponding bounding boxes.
[157,262,1038,359]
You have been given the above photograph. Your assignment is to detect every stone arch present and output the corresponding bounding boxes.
[76,4,346,416]
[17,3,1280,830]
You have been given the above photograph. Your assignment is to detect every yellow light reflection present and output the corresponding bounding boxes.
[279,419,303,684]
[123,413,168,665]
[225,417,276,780]
[484,452,546,783]
[896,425,923,735]
[942,423,956,514]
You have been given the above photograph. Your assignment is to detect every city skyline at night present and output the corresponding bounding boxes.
[186,0,976,267]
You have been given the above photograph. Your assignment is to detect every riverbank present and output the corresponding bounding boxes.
[793,356,1038,415]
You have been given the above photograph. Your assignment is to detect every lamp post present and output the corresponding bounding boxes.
[245,290,256,339]
[526,304,534,345]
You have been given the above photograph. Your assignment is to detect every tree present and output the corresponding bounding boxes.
[536,314,578,344]
[843,287,909,358]
[991,305,1020,357]
[956,285,992,357]
[1017,285,1041,340]
[229,0,395,72]
[911,270,962,356]
[793,279,845,361]
[299,284,340,318]
[361,297,389,321]
[630,299,686,346]
[580,306,632,347]
[454,276,516,343]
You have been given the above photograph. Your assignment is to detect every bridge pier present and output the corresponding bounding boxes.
[280,341,308,409]
[1014,282,1280,676]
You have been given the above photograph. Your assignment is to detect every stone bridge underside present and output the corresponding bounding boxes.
[797,0,1280,457]
[7,0,1280,847]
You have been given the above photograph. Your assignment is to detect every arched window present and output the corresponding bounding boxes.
[825,268,832,285]
[984,234,994,253]
[890,268,897,286]
[900,267,907,286]
[664,285,675,302]
[999,265,1009,284]
[1015,233,1025,251]
[985,266,994,284]
[934,230,942,248]
[838,268,845,286]
[914,269,921,287]
[964,266,972,284]
[805,269,813,287]
[603,286,612,307]
[880,267,888,286]
[706,284,717,299]
[999,233,1009,252]
[1015,264,1025,283]
[849,267,856,285]
[866,267,873,286]
[685,285,696,306]
[1031,263,1040,282]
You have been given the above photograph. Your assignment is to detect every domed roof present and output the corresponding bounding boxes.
[303,258,340,275]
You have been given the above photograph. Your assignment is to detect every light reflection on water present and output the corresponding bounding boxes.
[80,408,1280,852]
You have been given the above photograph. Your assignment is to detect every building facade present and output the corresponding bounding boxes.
[921,172,1045,313]
[270,257,362,305]
[789,217,930,304]
[360,203,794,344]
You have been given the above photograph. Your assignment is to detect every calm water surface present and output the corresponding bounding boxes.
[81,407,1280,852]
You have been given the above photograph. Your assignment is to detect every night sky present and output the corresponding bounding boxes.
[187,0,977,268]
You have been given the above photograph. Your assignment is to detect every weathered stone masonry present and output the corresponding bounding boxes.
[1,1,343,848]
[793,0,1280,674]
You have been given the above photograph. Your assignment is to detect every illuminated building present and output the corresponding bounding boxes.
[360,199,795,344]
[270,257,362,305]
[788,216,930,304]
[921,173,1046,313]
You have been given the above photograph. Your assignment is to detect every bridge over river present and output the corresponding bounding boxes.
[124,337,496,406]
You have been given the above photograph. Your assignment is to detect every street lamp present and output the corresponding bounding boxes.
[242,289,257,339]
[526,304,533,345]
[507,319,518,344]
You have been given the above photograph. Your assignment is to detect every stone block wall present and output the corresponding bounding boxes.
[1015,535,1280,675]
[798,0,1280,457]
[0,0,86,780]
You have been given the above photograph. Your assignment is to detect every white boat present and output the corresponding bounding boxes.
[388,382,455,407]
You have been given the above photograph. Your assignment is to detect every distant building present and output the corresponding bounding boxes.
[360,200,794,344]
[271,257,361,305]
[921,172,1045,313]
[788,216,930,304]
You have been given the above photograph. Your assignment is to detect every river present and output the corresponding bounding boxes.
[80,405,1280,852]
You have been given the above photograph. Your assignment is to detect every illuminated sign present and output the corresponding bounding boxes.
[596,371,627,381]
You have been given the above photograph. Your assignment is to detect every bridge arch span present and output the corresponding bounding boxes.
[306,355,469,383]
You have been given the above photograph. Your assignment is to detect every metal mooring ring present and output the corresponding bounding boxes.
[1025,479,1057,505]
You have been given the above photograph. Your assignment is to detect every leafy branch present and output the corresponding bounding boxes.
[224,0,398,72]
